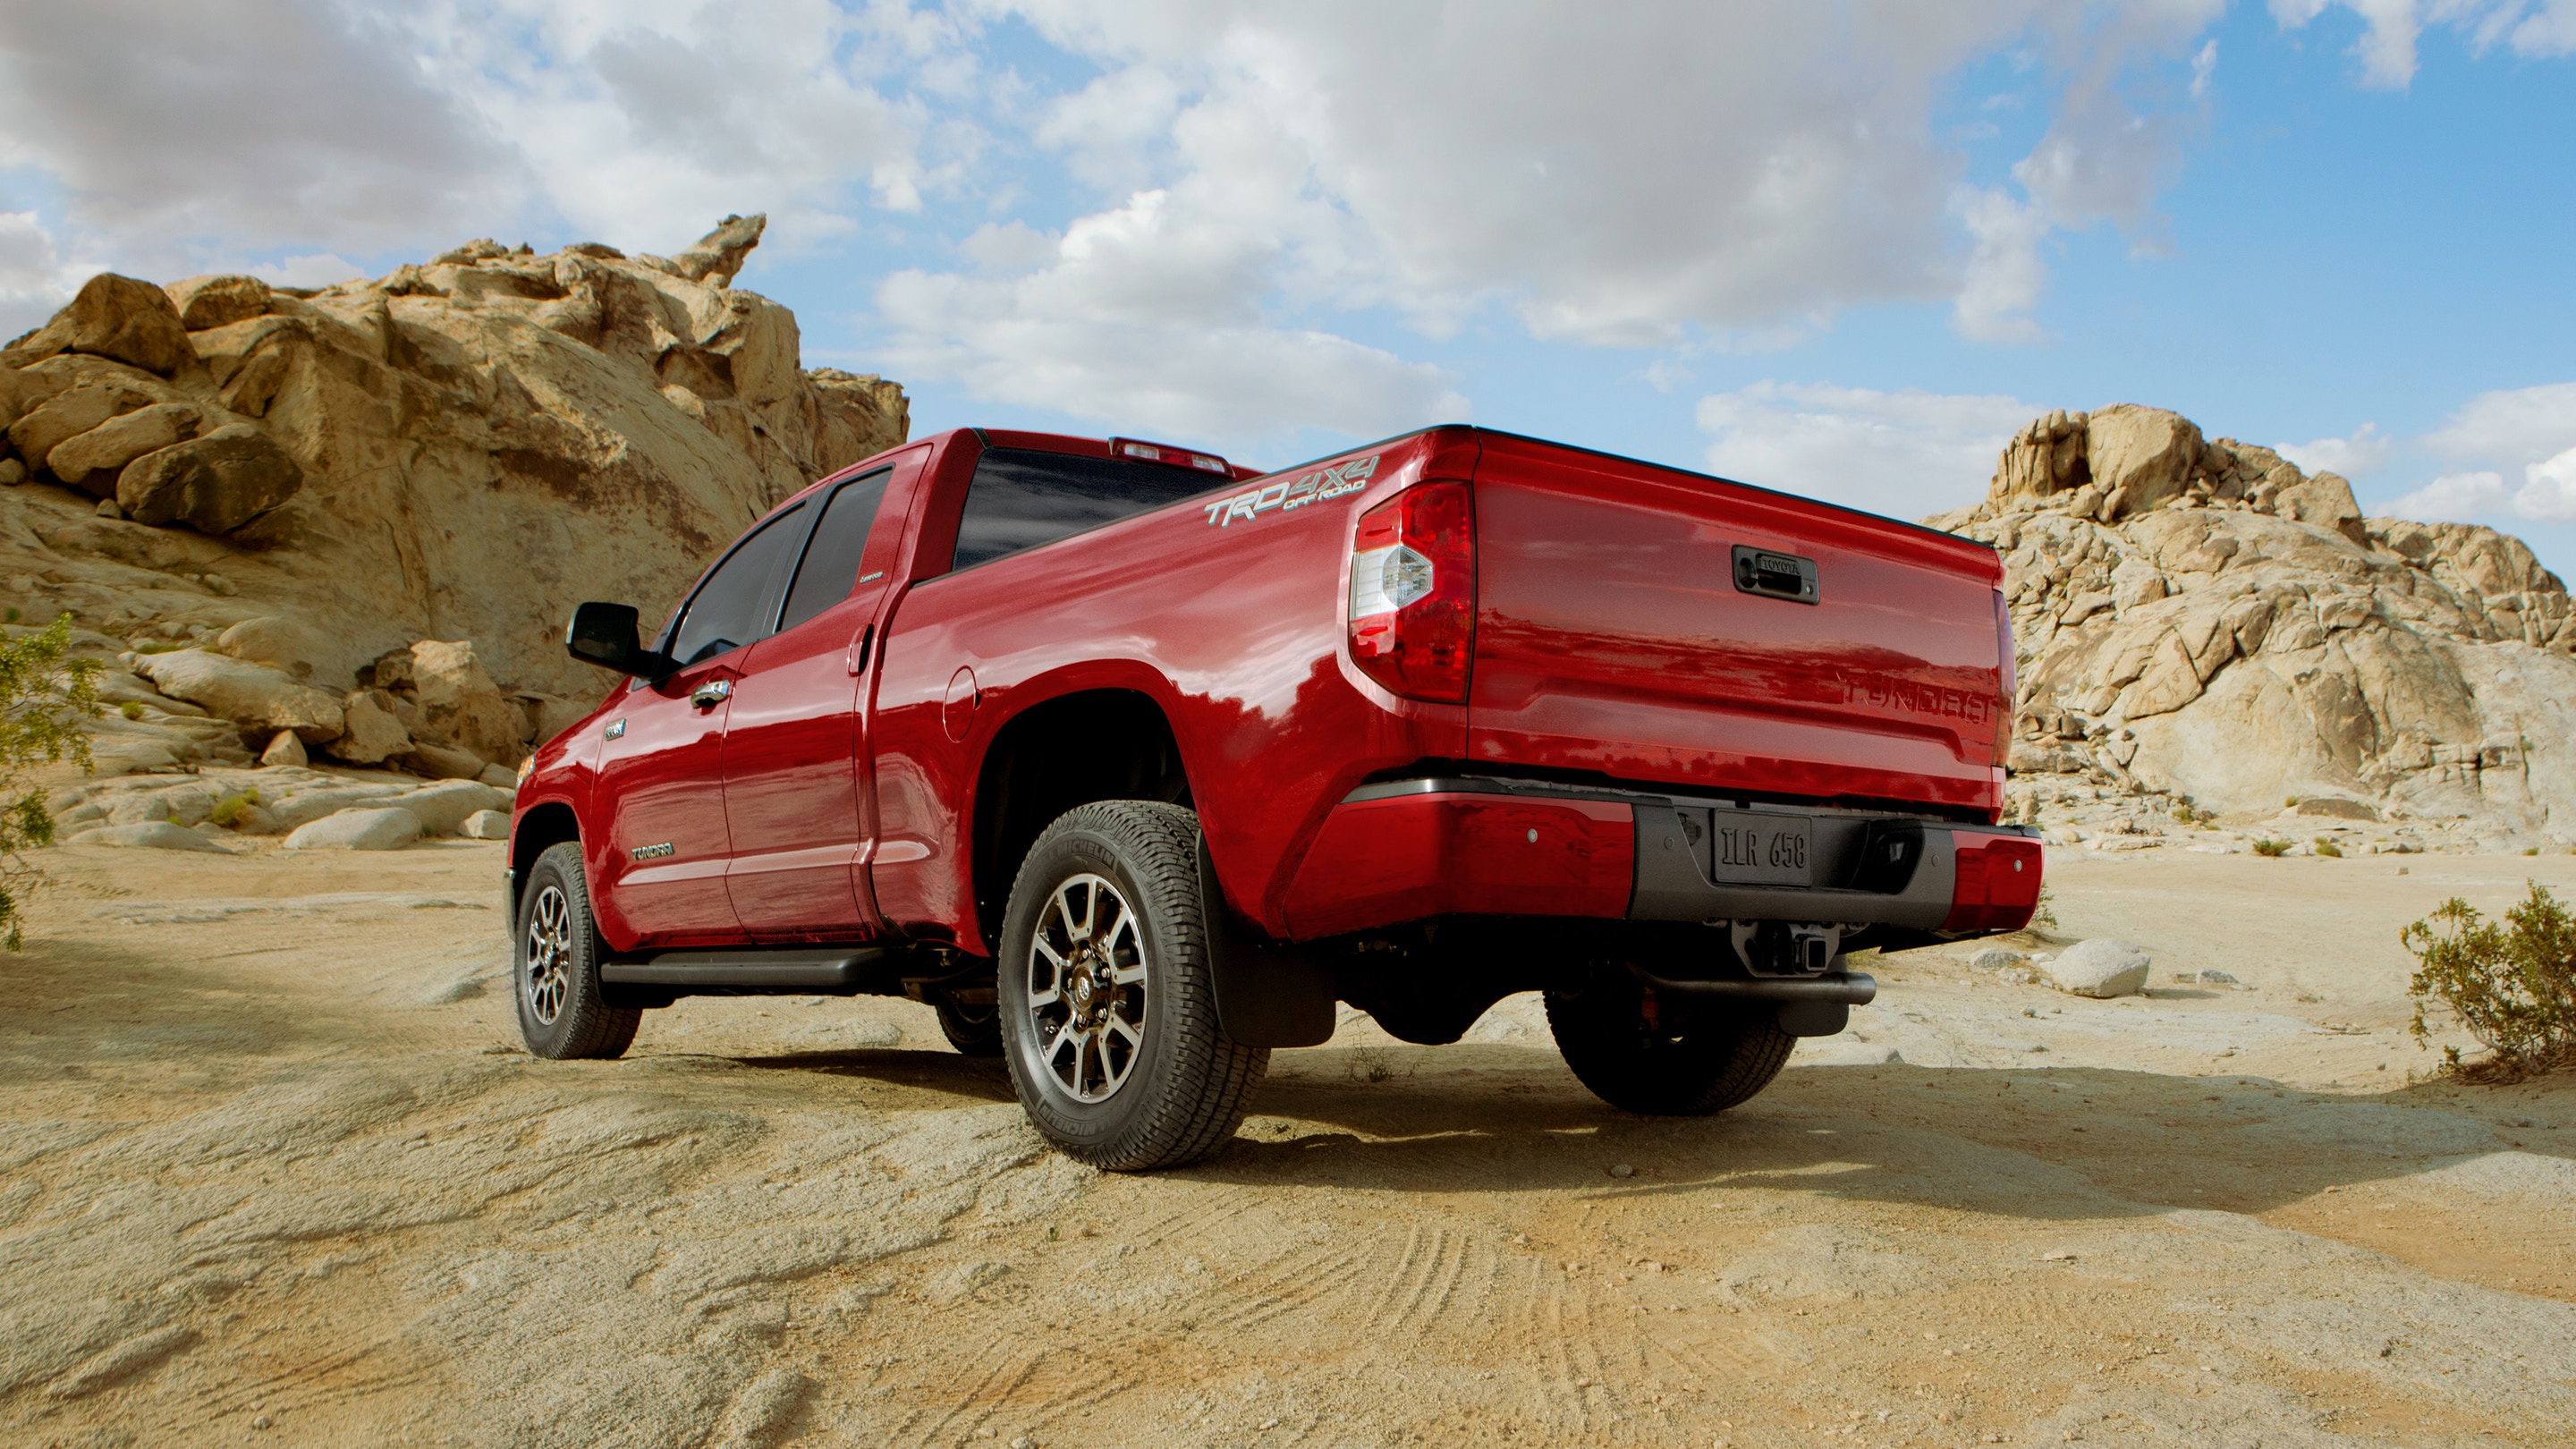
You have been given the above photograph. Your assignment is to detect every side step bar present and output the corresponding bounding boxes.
[603,947,891,995]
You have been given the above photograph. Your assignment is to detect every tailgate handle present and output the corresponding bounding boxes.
[1732,545,1818,605]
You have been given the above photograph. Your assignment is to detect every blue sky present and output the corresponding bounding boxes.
[4,1,2572,568]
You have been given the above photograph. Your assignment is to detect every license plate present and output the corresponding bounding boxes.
[1707,811,1812,886]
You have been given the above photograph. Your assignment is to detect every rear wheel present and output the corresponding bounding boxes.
[515,842,641,1061]
[1546,964,1791,1114]
[997,801,1266,1170]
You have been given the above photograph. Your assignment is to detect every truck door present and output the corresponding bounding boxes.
[719,456,919,937]
[593,500,809,946]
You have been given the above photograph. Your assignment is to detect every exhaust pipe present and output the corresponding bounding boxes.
[1629,963,1877,1006]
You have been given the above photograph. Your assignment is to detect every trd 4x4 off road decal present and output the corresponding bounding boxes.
[1202,454,1379,527]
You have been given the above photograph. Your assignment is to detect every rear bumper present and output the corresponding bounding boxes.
[1277,777,2040,939]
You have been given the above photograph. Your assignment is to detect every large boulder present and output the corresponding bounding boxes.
[131,648,343,743]
[383,780,513,835]
[327,690,412,765]
[6,382,157,475]
[4,273,195,377]
[2045,939,2152,998]
[666,213,767,286]
[2084,405,2205,521]
[407,640,528,766]
[163,275,272,332]
[116,424,303,532]
[1951,407,2576,834]
[0,220,911,791]
[283,807,420,852]
[47,402,203,494]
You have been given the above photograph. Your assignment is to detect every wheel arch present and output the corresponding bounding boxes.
[509,801,582,920]
[969,683,1194,946]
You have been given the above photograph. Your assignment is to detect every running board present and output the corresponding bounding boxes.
[602,947,892,996]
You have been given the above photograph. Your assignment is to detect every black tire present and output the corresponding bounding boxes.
[996,801,1267,1170]
[514,842,641,1061]
[1546,965,1792,1115]
[935,989,1004,1057]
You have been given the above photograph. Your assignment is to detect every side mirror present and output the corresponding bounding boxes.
[565,602,678,680]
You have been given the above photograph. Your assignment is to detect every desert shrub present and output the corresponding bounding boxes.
[132,640,182,655]
[118,700,143,720]
[2313,837,2343,859]
[208,789,261,828]
[0,615,104,948]
[2402,883,2576,1082]
[2525,847,2541,858]
[2251,838,2290,857]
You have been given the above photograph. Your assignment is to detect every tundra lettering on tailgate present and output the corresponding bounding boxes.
[1203,455,1379,527]
[1840,672,1993,724]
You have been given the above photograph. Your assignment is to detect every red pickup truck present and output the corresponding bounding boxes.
[508,426,2040,1168]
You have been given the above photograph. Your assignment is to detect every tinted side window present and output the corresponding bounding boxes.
[950,448,1217,572]
[668,504,805,666]
[777,470,893,633]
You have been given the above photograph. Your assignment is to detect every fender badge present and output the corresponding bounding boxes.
[604,718,626,740]
[630,842,674,861]
[1203,454,1379,527]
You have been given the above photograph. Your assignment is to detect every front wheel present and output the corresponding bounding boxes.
[514,842,641,1061]
[1546,965,1791,1114]
[997,801,1267,1170]
[935,987,1004,1057]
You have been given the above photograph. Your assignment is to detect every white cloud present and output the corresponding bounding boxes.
[2386,383,2576,524]
[2275,422,2393,479]
[963,1,2231,352]
[876,191,1466,448]
[0,0,952,273]
[2420,381,2576,464]
[2391,470,2509,520]
[0,208,96,340]
[1695,381,2035,521]
[0,1,524,262]
[2271,1,2576,86]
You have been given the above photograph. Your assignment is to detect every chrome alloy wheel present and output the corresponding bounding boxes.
[1025,873,1149,1103]
[523,884,572,1027]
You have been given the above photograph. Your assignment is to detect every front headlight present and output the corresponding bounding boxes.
[515,755,537,786]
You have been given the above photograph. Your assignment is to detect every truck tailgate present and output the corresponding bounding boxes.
[1467,433,2006,813]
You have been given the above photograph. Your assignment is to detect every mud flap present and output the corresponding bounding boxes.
[1197,835,1336,1047]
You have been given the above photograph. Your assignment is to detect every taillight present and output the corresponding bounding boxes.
[1945,833,2043,932]
[1991,589,2016,768]
[1349,481,1475,703]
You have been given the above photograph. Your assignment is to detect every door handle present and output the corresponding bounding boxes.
[846,624,873,676]
[690,678,733,708]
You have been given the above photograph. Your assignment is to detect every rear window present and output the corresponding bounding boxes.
[949,447,1216,572]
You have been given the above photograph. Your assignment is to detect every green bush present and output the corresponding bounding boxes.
[2402,883,2576,1081]
[0,615,104,949]
[2251,838,2290,857]
[208,789,261,828]
[132,640,183,655]
[2313,837,2343,859]
[118,700,143,720]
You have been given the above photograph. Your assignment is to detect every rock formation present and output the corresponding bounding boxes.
[1932,406,2576,844]
[0,215,908,789]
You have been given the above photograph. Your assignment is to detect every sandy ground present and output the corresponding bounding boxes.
[3,841,2572,1448]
